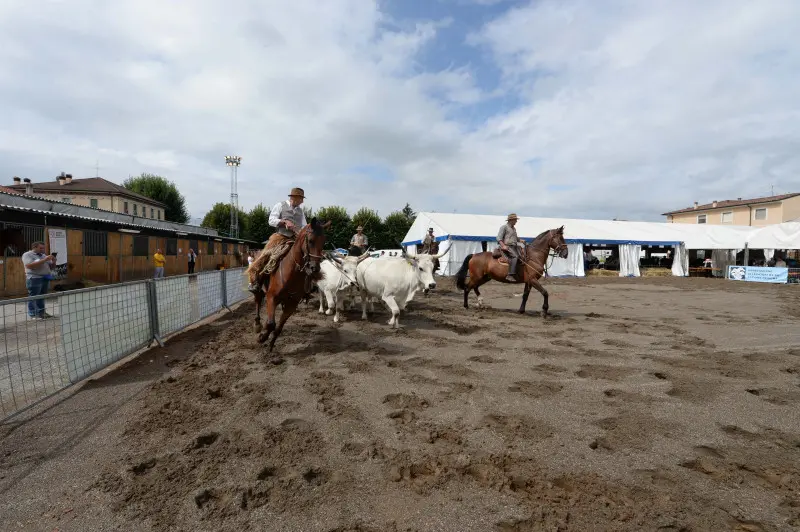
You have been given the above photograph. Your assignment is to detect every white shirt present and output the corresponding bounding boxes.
[269,199,307,236]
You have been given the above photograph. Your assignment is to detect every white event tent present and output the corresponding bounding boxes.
[401,212,765,278]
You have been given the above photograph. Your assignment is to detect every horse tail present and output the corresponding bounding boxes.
[455,254,474,290]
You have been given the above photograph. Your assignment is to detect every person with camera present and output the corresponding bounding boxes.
[22,241,56,319]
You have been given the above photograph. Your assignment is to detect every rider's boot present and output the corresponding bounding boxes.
[505,256,518,282]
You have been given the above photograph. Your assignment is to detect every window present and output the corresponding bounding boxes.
[62,197,71,203]
[90,198,98,209]
[158,210,161,220]
[222,242,229,255]
[150,207,154,218]
[754,208,767,220]
[208,240,215,255]
[697,214,707,224]
[189,239,199,253]
[721,211,733,223]
[133,235,149,256]
[133,204,138,216]
[165,238,178,256]
[124,201,129,214]
[83,230,108,256]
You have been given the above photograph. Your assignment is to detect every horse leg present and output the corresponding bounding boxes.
[519,283,531,314]
[253,290,264,333]
[317,286,326,314]
[257,294,278,344]
[268,299,299,352]
[524,278,549,317]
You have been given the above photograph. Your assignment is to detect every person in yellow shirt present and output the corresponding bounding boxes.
[153,248,166,278]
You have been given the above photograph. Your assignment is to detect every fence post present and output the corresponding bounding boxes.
[147,280,165,347]
[221,269,231,311]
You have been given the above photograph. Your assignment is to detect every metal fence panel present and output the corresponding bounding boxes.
[225,268,248,306]
[155,276,192,336]
[1,294,67,418]
[1,268,247,422]
[60,282,151,383]
[197,271,223,319]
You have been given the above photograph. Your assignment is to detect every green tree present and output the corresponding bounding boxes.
[382,210,414,249]
[401,203,415,221]
[315,206,352,250]
[201,202,249,237]
[351,207,383,249]
[247,203,273,244]
[123,173,190,223]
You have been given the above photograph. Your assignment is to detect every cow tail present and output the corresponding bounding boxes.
[455,254,473,290]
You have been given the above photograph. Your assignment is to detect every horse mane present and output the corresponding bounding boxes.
[528,229,552,247]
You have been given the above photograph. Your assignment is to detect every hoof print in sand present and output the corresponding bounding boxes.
[507,380,563,399]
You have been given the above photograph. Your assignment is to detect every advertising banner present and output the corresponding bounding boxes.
[727,265,788,284]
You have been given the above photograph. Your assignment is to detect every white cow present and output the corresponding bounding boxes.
[316,251,370,322]
[355,248,448,328]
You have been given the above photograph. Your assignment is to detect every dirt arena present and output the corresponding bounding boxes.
[2,275,800,531]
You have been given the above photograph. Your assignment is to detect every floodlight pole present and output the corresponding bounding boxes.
[225,155,242,238]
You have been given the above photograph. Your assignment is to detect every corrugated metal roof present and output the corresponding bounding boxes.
[0,192,256,243]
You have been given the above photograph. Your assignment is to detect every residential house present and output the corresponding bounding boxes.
[663,193,800,226]
[8,173,167,220]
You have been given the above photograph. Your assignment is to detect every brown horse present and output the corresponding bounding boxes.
[455,226,568,317]
[254,218,331,351]
[0,226,26,256]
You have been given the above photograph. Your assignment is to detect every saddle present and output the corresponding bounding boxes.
[492,246,526,265]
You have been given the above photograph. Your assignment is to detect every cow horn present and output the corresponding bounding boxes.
[357,251,371,263]
[432,245,451,260]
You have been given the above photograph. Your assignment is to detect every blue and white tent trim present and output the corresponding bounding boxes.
[401,212,758,278]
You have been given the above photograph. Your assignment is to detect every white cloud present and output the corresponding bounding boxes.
[0,0,798,230]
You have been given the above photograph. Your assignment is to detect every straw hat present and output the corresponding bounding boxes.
[506,213,519,221]
[289,187,305,198]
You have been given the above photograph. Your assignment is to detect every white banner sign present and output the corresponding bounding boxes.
[47,228,68,279]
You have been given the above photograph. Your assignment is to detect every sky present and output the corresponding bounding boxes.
[1,0,799,226]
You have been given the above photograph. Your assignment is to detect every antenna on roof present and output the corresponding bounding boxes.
[95,160,100,177]
[771,184,774,196]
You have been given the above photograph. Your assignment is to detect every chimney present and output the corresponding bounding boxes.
[57,173,66,185]
[693,201,698,209]
[12,176,21,185]
[65,173,73,184]
[712,200,717,208]
[23,178,33,195]
[737,197,742,201]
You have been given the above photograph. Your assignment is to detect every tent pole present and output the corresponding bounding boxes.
[743,244,749,266]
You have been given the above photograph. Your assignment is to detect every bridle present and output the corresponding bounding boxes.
[293,225,325,276]
[520,232,568,278]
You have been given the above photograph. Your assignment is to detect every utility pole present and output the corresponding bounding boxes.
[225,155,242,238]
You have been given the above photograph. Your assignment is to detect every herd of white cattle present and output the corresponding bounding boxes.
[313,248,448,328]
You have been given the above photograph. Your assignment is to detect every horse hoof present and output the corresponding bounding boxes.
[257,333,268,344]
[254,323,262,333]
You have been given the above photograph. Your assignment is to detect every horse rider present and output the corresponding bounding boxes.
[497,213,522,282]
[421,227,435,254]
[349,225,368,255]
[247,187,307,294]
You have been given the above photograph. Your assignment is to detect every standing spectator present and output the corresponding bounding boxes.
[187,248,197,274]
[22,241,55,319]
[350,225,368,255]
[153,248,165,278]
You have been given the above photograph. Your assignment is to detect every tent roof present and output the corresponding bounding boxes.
[746,222,800,249]
[402,212,755,249]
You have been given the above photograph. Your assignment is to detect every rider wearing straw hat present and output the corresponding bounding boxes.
[497,213,521,282]
[349,225,368,255]
[247,187,307,294]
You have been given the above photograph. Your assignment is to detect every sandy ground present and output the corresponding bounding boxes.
[1,276,799,531]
